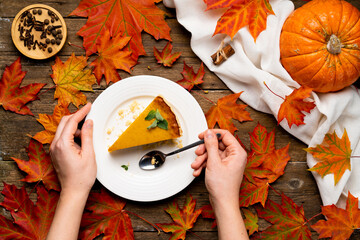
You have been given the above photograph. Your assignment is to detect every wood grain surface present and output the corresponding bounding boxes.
[1,0,359,239]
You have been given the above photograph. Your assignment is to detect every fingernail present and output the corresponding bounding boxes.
[205,130,213,139]
[85,119,93,128]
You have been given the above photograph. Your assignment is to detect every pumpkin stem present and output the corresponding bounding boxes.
[327,34,342,55]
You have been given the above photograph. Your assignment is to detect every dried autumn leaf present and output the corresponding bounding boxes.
[154,41,181,67]
[205,92,252,134]
[204,0,245,10]
[91,29,136,85]
[70,0,171,59]
[311,191,360,240]
[250,123,275,155]
[80,187,134,240]
[200,204,217,228]
[176,62,205,91]
[242,208,258,236]
[51,53,96,108]
[212,0,275,41]
[255,192,312,239]
[239,179,269,207]
[12,139,60,191]
[0,57,45,116]
[240,123,290,207]
[33,104,72,144]
[0,183,59,239]
[306,129,352,185]
[156,194,202,240]
[277,86,316,128]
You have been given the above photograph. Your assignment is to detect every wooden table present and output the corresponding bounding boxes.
[0,1,359,239]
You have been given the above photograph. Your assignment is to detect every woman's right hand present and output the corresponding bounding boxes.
[191,129,247,208]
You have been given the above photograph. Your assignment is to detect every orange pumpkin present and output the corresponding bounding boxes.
[280,0,360,93]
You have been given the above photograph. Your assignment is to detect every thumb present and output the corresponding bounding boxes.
[204,130,220,164]
[81,119,94,157]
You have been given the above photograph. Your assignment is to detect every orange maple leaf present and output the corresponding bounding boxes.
[211,0,275,41]
[311,191,360,240]
[33,104,72,144]
[0,57,45,116]
[176,62,205,91]
[70,0,171,59]
[156,194,202,240]
[51,53,96,108]
[240,179,269,207]
[205,92,252,134]
[204,0,245,10]
[277,86,316,128]
[306,129,352,185]
[12,139,60,191]
[154,41,181,67]
[255,192,312,239]
[90,29,137,85]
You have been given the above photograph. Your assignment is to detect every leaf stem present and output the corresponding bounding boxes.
[263,81,284,100]
[192,89,216,105]
[123,210,161,234]
[68,41,85,50]
[188,230,204,240]
[305,212,322,224]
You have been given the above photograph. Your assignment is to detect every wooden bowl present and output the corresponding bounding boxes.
[11,4,67,60]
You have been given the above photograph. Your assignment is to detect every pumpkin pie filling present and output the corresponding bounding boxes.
[108,96,181,152]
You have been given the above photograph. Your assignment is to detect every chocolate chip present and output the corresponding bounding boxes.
[48,47,53,53]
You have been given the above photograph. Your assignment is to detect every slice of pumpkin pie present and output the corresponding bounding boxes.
[108,96,181,152]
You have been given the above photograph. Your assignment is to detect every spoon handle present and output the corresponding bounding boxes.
[166,133,221,157]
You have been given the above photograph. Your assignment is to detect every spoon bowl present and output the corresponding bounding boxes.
[139,133,221,170]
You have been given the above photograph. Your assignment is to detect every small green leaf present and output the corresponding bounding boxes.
[121,165,129,171]
[157,120,168,130]
[145,110,156,120]
[147,120,158,129]
[155,109,164,121]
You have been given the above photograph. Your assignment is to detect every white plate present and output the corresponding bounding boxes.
[87,75,208,202]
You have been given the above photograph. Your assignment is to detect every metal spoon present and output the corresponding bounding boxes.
[139,133,221,170]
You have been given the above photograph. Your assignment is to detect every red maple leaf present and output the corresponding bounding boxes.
[90,29,137,85]
[205,92,252,134]
[0,57,45,116]
[33,104,72,144]
[79,187,134,240]
[0,183,59,239]
[311,191,360,240]
[156,194,202,240]
[277,86,316,128]
[70,0,171,59]
[255,192,312,239]
[12,139,60,191]
[209,0,275,41]
[200,204,217,228]
[154,41,181,67]
[176,62,205,91]
[240,123,290,207]
[306,129,352,185]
